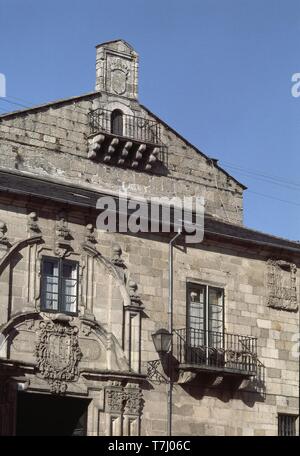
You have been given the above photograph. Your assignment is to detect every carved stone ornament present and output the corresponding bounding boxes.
[128,281,142,306]
[27,212,40,234]
[105,382,126,413]
[54,212,72,257]
[110,58,129,95]
[85,223,97,244]
[124,385,143,415]
[0,221,10,249]
[35,319,82,394]
[111,243,125,268]
[266,259,298,311]
[105,382,143,415]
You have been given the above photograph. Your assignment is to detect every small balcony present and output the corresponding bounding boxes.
[87,108,167,172]
[174,328,258,378]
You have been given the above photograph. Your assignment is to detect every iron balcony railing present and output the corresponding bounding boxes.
[88,108,163,145]
[174,328,258,376]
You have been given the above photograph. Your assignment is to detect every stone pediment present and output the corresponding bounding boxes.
[2,312,130,394]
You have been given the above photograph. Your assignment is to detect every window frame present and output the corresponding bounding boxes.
[111,109,124,136]
[186,282,225,348]
[40,256,79,316]
[278,413,298,436]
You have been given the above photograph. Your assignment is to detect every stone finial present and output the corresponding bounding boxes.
[56,212,71,240]
[85,223,97,244]
[0,221,10,250]
[54,212,72,257]
[111,243,125,267]
[27,212,40,234]
[128,280,141,306]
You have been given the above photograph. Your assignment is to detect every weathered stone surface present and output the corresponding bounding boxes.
[0,39,298,437]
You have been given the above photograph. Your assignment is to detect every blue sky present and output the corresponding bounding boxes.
[0,0,300,240]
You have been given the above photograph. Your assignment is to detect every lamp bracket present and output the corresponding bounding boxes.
[147,359,170,385]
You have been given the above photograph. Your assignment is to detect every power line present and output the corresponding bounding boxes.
[0,97,299,209]
[6,95,35,106]
[222,165,300,192]
[247,190,300,207]
[0,94,89,115]
[0,97,30,109]
[221,160,300,189]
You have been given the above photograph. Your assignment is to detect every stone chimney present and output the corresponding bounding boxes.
[95,39,139,100]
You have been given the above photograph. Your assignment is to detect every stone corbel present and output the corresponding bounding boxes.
[88,134,105,159]
[117,141,132,165]
[145,147,159,171]
[104,138,119,162]
[131,144,146,168]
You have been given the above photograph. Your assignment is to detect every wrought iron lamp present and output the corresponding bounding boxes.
[151,329,172,355]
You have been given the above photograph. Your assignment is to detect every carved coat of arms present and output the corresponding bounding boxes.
[35,319,82,394]
[266,259,298,311]
[110,58,129,95]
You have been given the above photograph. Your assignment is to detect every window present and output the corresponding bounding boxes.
[111,109,123,136]
[41,257,78,314]
[187,283,224,349]
[278,414,297,436]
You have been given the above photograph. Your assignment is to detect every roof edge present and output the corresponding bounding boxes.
[95,39,135,51]
[0,91,100,119]
[0,89,246,190]
[0,169,298,253]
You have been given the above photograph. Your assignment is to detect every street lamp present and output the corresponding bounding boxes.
[152,329,172,355]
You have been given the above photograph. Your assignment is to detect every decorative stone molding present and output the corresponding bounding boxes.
[54,211,72,257]
[266,259,298,311]
[0,235,43,275]
[105,381,126,413]
[27,212,40,235]
[35,317,82,394]
[124,384,143,415]
[81,243,131,306]
[105,382,143,417]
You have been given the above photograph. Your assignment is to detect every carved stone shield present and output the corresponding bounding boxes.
[266,259,298,311]
[36,320,82,394]
[111,69,127,95]
[48,333,72,370]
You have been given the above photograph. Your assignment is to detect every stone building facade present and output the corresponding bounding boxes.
[0,40,298,436]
